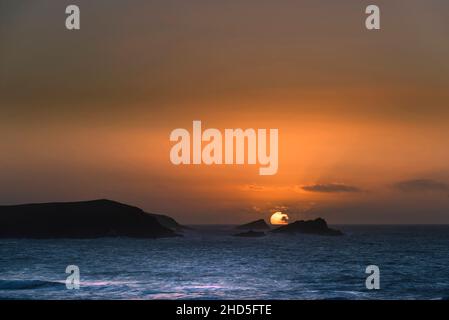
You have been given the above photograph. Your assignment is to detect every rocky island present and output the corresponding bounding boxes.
[0,199,182,238]
[272,218,343,236]
[236,219,271,231]
[233,230,266,237]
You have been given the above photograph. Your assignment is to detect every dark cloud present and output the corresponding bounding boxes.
[301,183,361,193]
[393,179,449,192]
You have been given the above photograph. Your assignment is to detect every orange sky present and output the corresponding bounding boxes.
[1,1,449,223]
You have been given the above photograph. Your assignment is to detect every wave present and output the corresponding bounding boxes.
[0,279,65,291]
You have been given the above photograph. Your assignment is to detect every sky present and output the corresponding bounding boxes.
[1,0,449,224]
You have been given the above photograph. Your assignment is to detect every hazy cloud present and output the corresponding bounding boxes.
[393,179,449,192]
[272,205,290,213]
[302,183,361,193]
[242,184,267,192]
[241,184,296,192]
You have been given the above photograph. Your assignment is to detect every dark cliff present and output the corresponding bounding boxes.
[0,199,179,238]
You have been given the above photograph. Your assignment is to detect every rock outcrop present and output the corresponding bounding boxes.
[236,219,271,231]
[233,230,266,237]
[272,218,343,236]
[0,199,180,238]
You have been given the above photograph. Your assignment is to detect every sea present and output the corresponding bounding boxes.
[0,225,448,300]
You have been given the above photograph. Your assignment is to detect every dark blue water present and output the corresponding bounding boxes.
[1,225,448,300]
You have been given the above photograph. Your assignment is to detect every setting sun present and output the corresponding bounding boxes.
[270,212,289,225]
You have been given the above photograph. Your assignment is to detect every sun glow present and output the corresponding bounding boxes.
[270,212,289,225]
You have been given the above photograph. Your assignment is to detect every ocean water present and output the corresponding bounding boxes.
[0,225,448,300]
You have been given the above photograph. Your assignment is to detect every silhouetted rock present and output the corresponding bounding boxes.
[236,219,270,230]
[148,213,189,231]
[0,199,179,239]
[272,218,343,236]
[234,230,266,237]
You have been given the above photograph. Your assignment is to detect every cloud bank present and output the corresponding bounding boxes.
[393,179,449,192]
[301,183,361,193]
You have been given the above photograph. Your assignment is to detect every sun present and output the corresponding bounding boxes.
[270,211,289,225]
